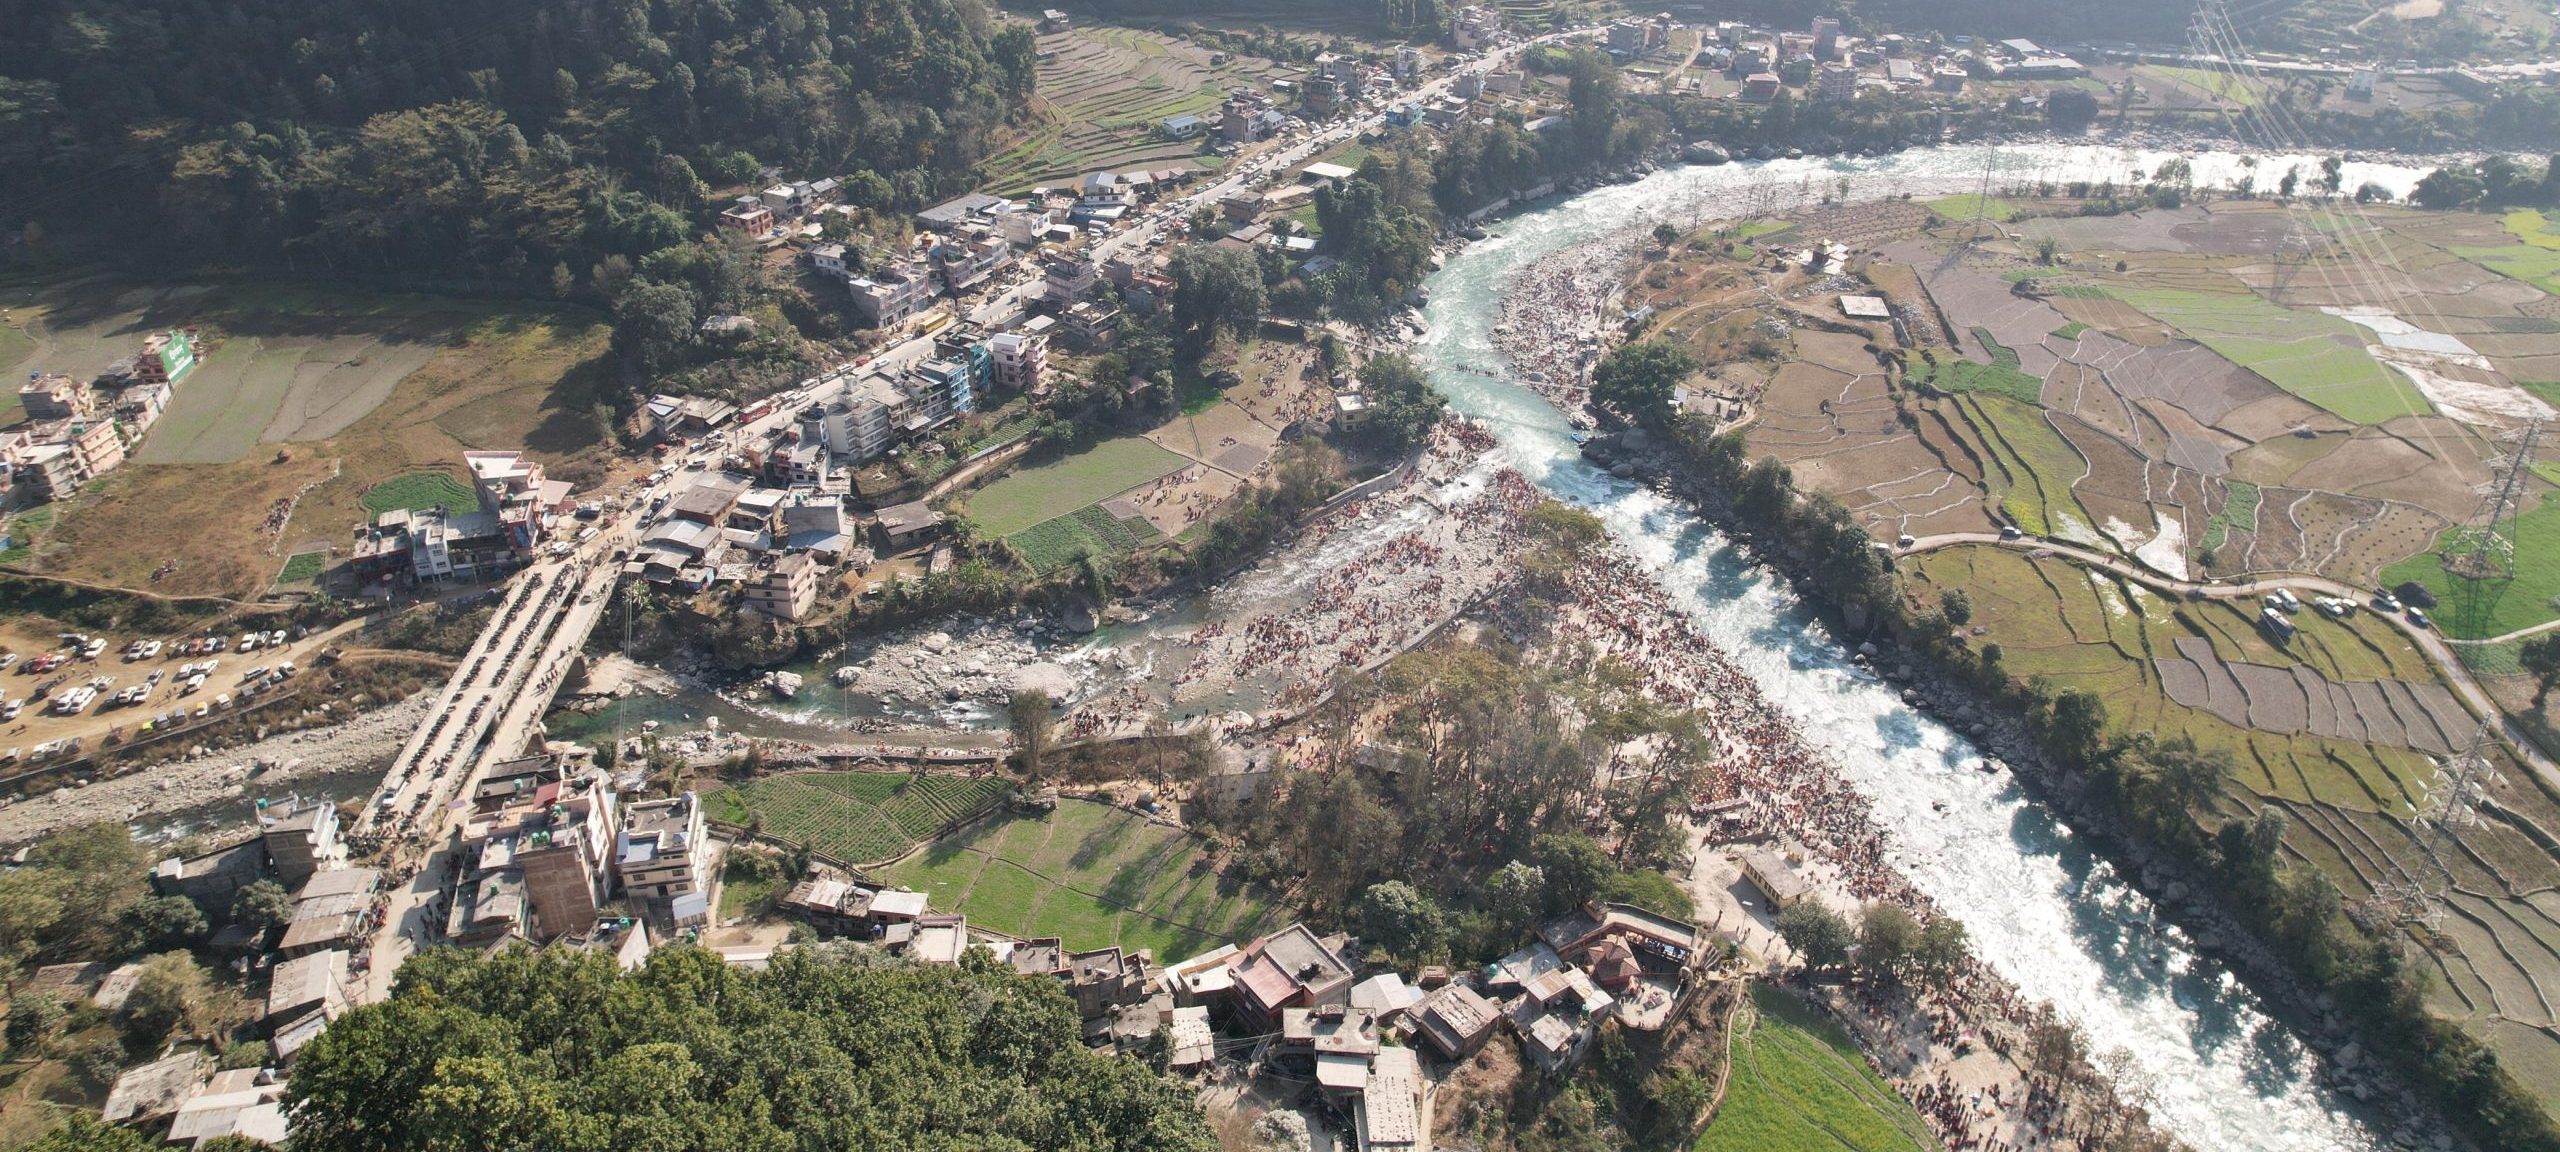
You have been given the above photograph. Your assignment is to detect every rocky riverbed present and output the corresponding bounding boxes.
[0,690,438,846]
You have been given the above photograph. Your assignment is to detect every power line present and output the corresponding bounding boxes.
[2448,419,2542,581]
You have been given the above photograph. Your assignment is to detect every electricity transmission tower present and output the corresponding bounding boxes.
[2269,214,2323,302]
[2368,722,2504,928]
[2446,420,2543,581]
[1965,150,1999,248]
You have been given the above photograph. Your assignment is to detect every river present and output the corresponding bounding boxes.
[530,143,2435,1147]
[1411,145,2431,1152]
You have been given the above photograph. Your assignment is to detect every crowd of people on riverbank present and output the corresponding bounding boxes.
[1153,424,1543,724]
[1493,239,1631,412]
[1487,233,2176,1150]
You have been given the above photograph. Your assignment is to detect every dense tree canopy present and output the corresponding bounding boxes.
[1591,340,1698,428]
[288,944,1214,1152]
[0,0,1029,290]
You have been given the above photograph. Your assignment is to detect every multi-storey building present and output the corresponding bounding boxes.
[989,331,1049,394]
[1818,62,1860,102]
[616,793,711,907]
[745,552,820,620]
[798,374,906,464]
[931,227,1014,294]
[848,261,936,328]
[465,450,568,553]
[1043,249,1099,306]
[17,373,86,421]
[450,765,620,943]
[907,357,975,422]
[133,331,195,385]
[719,201,774,235]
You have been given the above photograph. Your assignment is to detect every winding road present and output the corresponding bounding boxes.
[1896,531,2560,785]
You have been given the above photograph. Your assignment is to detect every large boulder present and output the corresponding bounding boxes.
[1008,662,1078,702]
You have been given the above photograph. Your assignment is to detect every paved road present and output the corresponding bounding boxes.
[1899,532,2560,785]
[707,30,1582,461]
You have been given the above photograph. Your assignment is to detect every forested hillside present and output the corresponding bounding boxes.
[0,0,1036,290]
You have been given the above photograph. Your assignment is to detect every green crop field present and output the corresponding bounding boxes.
[1927,194,2015,223]
[2455,213,2560,295]
[2105,287,2427,424]
[703,771,1010,865]
[2201,480,2261,553]
[2051,321,2089,341]
[964,436,1186,536]
[275,551,326,584]
[1952,394,2093,540]
[2378,494,2560,640]
[1696,984,1934,1152]
[1912,354,2044,405]
[882,798,1284,958]
[361,471,478,516]
[1008,504,1163,574]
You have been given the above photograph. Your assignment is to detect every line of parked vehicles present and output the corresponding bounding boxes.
[0,625,312,767]
[2258,585,2434,641]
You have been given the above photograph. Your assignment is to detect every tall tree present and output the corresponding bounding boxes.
[1008,689,1056,776]
[1168,244,1266,354]
[2522,635,2560,708]
[1591,340,1699,428]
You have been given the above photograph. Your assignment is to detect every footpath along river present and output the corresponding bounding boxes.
[1415,145,2435,1152]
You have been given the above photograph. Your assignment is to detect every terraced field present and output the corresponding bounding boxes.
[1954,393,2095,542]
[883,798,1284,958]
[2104,286,2428,424]
[978,27,1259,193]
[704,771,1011,865]
[1671,199,2560,1102]
[2454,210,2560,296]
[2379,494,2560,641]
[1904,543,2560,1098]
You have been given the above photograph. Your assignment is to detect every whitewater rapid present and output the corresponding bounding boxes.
[1413,145,2431,1152]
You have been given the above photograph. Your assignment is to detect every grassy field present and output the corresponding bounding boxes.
[2378,494,2560,640]
[1696,984,1934,1152]
[2135,64,2269,108]
[964,436,1187,536]
[882,798,1284,958]
[361,471,477,516]
[703,771,1012,865]
[1009,504,1163,574]
[0,507,55,565]
[30,292,610,597]
[2105,287,2426,423]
